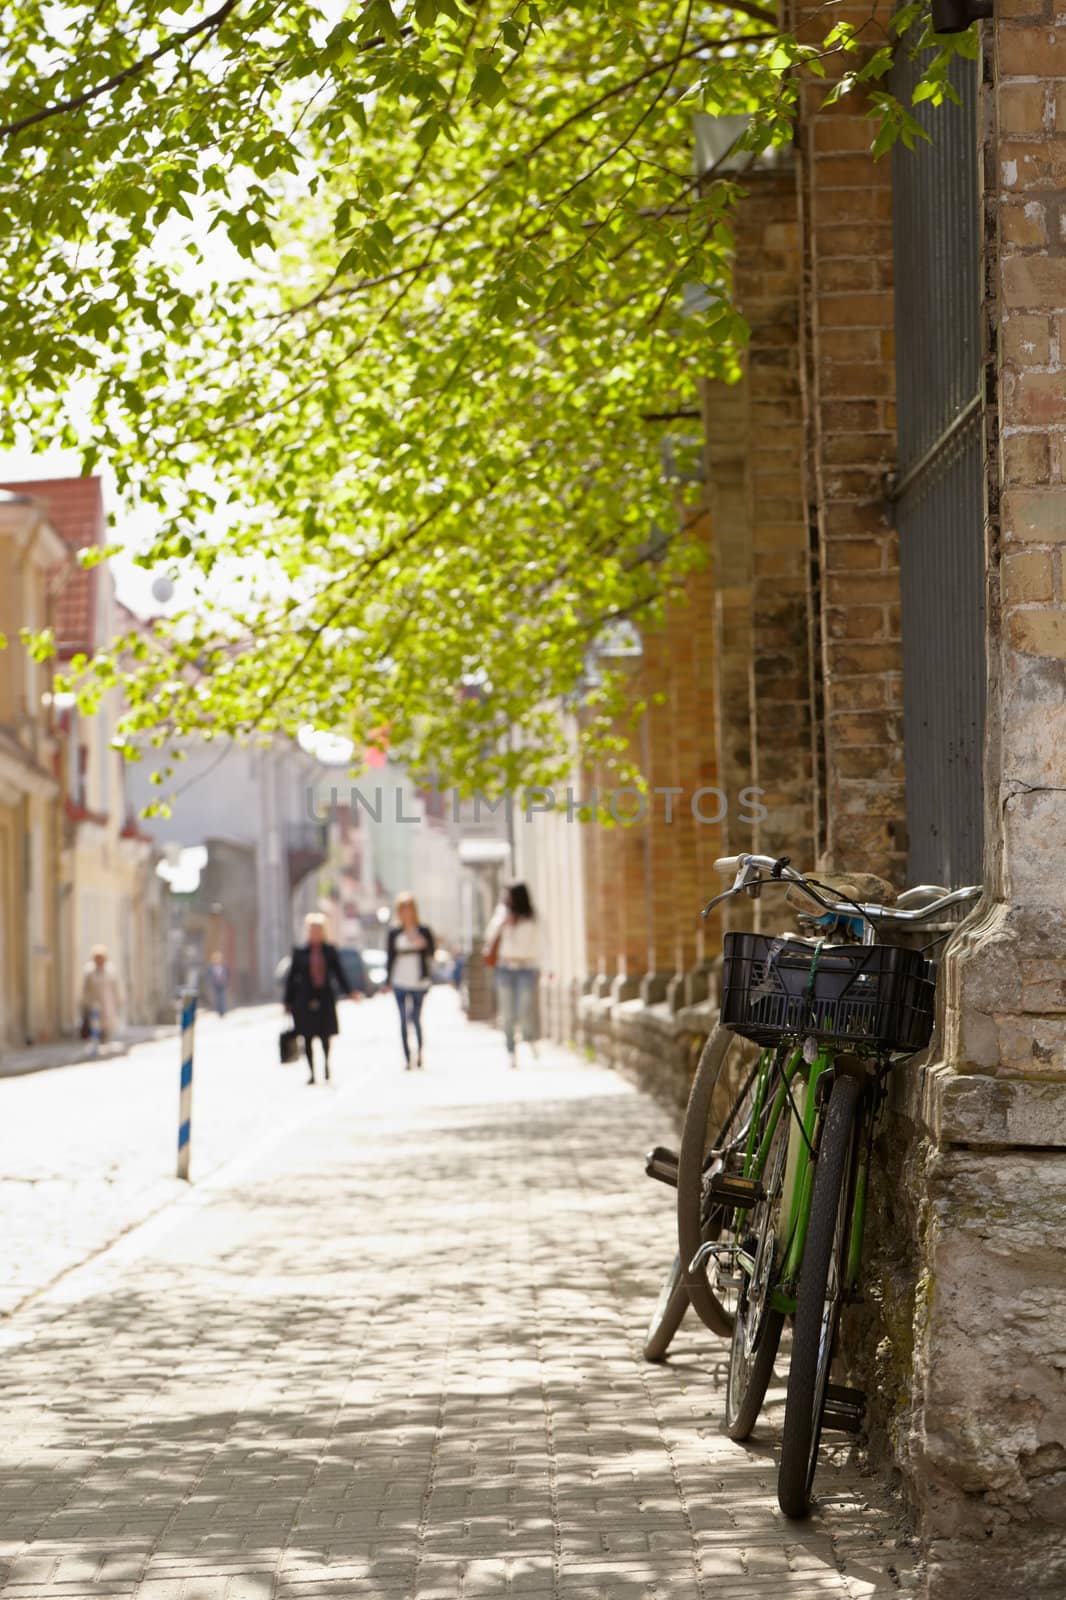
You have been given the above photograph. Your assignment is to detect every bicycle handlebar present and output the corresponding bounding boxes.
[702,853,981,930]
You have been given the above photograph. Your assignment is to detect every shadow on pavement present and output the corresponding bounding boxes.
[0,1076,908,1599]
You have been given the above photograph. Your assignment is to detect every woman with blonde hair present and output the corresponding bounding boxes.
[385,892,434,1070]
[283,913,357,1084]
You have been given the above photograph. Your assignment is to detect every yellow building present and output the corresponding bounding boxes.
[0,490,67,1049]
[1,477,168,1034]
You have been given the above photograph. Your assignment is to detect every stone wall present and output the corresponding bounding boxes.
[891,6,1066,1591]
[579,992,713,1121]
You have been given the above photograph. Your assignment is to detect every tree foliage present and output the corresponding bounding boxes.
[0,0,977,795]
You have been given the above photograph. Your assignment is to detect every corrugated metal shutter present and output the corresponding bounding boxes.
[891,44,985,886]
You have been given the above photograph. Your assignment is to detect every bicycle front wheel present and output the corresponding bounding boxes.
[725,1094,789,1441]
[643,1253,690,1362]
[777,1071,862,1519]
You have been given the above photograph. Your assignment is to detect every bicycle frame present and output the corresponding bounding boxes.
[734,1045,869,1318]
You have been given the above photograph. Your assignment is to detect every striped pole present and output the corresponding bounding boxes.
[177,989,196,1180]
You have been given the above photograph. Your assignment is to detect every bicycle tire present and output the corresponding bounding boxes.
[724,1099,789,1441]
[643,1253,690,1362]
[677,1025,753,1338]
[777,1071,862,1519]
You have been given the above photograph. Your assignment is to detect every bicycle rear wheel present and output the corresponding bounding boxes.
[677,1025,760,1339]
[777,1071,862,1518]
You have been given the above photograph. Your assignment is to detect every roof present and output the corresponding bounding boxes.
[0,477,105,657]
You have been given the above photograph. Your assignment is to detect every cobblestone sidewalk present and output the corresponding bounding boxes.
[0,994,915,1599]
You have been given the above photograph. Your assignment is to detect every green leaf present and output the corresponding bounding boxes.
[470,62,507,106]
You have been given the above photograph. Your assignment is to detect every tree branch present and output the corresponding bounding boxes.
[727,0,780,24]
[0,0,242,141]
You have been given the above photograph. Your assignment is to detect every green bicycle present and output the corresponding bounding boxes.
[663,853,979,1517]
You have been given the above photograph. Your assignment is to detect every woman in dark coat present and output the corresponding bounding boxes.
[283,913,355,1084]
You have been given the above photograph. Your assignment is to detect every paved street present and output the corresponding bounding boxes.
[0,999,403,1317]
[0,991,914,1599]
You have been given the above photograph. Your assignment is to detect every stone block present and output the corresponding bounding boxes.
[1001,140,1062,192]
[1003,789,1066,911]
[1002,311,1053,366]
[995,0,1052,17]
[998,27,1066,76]
[1002,200,1050,253]
[909,1148,1066,1596]
[1008,372,1066,427]
[816,291,895,330]
[1001,488,1066,541]
[1008,606,1066,657]
[995,1012,1066,1075]
[1003,550,1054,604]
[639,971,671,1006]
[812,184,893,224]
[1002,430,1052,486]
[998,84,1054,137]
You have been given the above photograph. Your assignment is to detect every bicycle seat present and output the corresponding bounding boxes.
[785,871,897,918]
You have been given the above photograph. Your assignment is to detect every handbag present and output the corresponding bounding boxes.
[483,929,503,970]
[279,1027,300,1064]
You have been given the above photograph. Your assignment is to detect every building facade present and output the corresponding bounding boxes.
[0,492,67,1051]
[1,477,169,1031]
[532,8,1066,1593]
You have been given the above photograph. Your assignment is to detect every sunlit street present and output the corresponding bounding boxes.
[0,993,908,1599]
[1,0,1062,1590]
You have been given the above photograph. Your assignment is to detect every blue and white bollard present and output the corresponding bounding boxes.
[177,990,196,1180]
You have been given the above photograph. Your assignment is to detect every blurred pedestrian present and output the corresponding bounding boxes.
[385,892,434,1070]
[80,946,122,1045]
[283,913,357,1085]
[207,951,230,1016]
[483,882,540,1068]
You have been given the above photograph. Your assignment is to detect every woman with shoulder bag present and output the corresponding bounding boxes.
[283,914,359,1084]
[483,881,540,1068]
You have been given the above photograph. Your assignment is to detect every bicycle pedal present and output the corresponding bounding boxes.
[822,1384,866,1434]
[644,1146,679,1188]
[707,1172,764,1209]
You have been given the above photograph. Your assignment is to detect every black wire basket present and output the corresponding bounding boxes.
[719,931,937,1054]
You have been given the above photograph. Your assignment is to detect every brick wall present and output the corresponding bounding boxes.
[641,623,682,991]
[792,0,906,884]
[701,165,815,927]
[742,183,815,867]
[675,506,718,978]
[996,0,1066,683]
